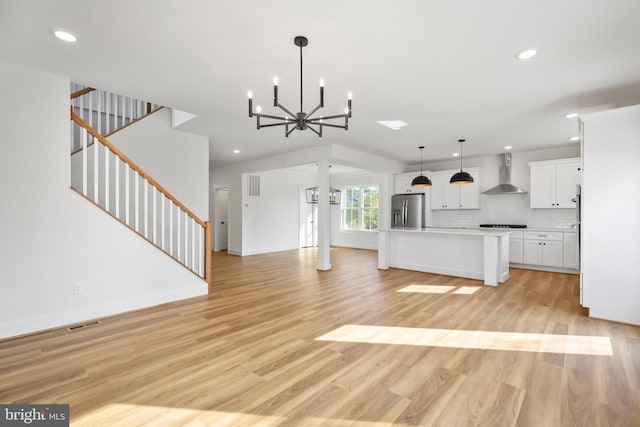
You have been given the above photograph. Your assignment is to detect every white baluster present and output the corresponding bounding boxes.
[89,90,93,129]
[121,95,125,127]
[198,224,204,276]
[104,145,110,212]
[169,202,174,256]
[125,165,130,226]
[105,92,111,134]
[129,97,134,123]
[191,218,196,272]
[161,195,166,250]
[144,179,149,238]
[177,209,181,261]
[135,172,139,232]
[184,213,189,266]
[115,157,120,218]
[152,186,157,243]
[82,127,88,196]
[93,136,99,203]
[114,94,119,130]
[97,90,102,135]
[79,95,84,123]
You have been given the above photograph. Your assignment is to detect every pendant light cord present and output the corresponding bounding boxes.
[420,148,424,174]
[459,140,463,172]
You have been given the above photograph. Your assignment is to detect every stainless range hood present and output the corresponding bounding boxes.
[482,153,527,195]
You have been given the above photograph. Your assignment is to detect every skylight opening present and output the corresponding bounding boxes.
[377,120,407,130]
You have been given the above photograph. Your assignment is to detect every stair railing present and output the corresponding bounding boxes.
[70,109,212,284]
[70,83,162,153]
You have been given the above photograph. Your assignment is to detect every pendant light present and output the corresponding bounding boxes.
[450,139,474,184]
[411,146,432,187]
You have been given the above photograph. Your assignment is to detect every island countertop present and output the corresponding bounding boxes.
[380,227,511,236]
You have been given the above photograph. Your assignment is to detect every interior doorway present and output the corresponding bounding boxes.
[299,186,318,248]
[214,187,229,251]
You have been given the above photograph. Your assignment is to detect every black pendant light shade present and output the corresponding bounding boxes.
[411,146,432,187]
[450,139,474,184]
[450,170,474,184]
[411,174,432,186]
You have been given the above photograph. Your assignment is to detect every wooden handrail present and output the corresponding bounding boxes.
[71,111,206,228]
[71,87,96,99]
[69,106,164,156]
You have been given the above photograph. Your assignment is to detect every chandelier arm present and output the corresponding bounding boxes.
[307,113,347,121]
[311,122,346,129]
[275,103,297,119]
[307,124,322,137]
[255,121,293,128]
[255,112,291,121]
[305,103,323,120]
[286,126,297,137]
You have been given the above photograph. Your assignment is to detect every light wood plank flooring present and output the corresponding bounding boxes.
[1,248,639,426]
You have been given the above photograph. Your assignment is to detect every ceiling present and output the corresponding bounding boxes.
[2,0,640,170]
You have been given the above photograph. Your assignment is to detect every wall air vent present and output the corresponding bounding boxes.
[248,175,260,197]
[68,320,102,331]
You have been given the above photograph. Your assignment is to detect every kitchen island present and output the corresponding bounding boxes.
[378,228,510,286]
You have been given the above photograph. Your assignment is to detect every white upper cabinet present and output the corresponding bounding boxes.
[529,158,581,208]
[393,172,431,194]
[430,168,480,210]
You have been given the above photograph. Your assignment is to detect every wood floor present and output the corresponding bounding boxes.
[1,248,639,426]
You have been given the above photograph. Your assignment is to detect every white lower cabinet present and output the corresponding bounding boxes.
[522,231,564,267]
[509,231,524,264]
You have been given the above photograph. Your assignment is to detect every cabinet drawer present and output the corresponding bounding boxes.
[523,231,563,241]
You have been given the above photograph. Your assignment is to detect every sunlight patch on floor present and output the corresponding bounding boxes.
[316,324,613,356]
[398,284,481,295]
[451,286,481,295]
[398,285,457,294]
[73,403,401,427]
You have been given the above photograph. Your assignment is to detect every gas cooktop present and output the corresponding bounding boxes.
[479,224,527,228]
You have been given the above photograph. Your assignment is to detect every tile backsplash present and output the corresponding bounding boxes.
[429,193,577,229]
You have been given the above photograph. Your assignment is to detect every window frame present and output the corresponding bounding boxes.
[340,185,379,232]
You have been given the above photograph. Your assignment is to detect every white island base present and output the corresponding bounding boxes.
[378,228,510,286]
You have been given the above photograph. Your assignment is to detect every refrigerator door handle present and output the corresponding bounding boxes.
[403,200,408,226]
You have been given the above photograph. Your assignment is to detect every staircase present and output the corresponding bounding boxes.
[69,84,212,284]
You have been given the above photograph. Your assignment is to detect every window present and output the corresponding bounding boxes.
[341,185,379,231]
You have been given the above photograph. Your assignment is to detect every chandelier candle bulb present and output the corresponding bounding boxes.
[273,77,278,106]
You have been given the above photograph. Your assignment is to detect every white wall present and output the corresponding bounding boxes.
[330,172,386,250]
[0,60,207,339]
[581,105,640,325]
[241,169,316,255]
[108,108,209,220]
[420,146,581,228]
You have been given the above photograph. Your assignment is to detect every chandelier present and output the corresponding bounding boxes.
[247,35,352,137]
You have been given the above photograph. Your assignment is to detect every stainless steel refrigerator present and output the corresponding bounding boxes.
[391,193,425,228]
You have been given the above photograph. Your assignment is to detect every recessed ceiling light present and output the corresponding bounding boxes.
[516,49,537,60]
[452,152,459,157]
[565,112,578,119]
[377,120,407,130]
[53,29,77,43]
[504,145,513,150]
[233,149,240,154]
[570,136,580,142]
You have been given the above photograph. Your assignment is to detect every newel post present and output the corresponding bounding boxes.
[204,221,213,288]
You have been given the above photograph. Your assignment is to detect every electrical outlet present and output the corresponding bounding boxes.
[73,282,84,295]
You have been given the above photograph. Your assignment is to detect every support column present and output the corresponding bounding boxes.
[317,160,331,270]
